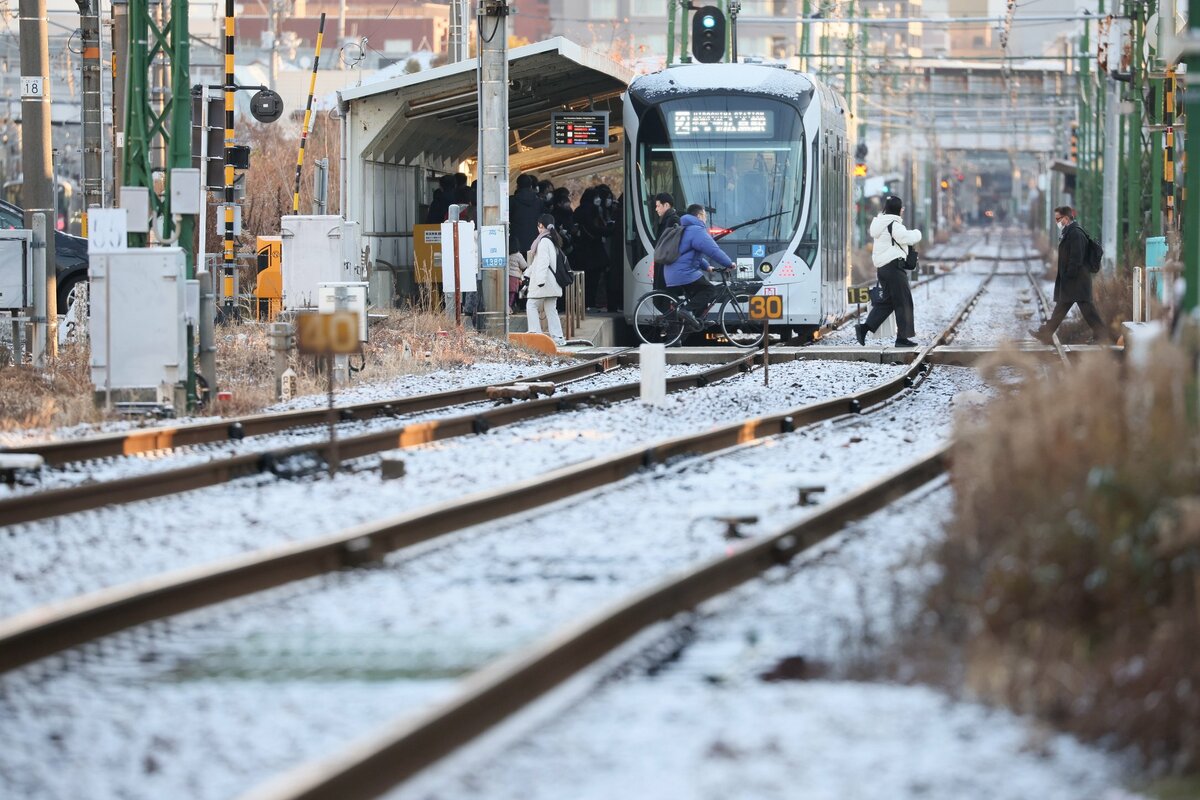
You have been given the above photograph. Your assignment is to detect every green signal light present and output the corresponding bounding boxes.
[702,14,717,28]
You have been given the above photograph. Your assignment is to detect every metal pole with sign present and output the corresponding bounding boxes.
[296,309,361,475]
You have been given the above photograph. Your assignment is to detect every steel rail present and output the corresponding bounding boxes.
[0,351,636,467]
[0,352,752,528]
[238,446,951,800]
[0,270,996,674]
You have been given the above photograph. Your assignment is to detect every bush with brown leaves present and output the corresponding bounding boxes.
[931,343,1200,775]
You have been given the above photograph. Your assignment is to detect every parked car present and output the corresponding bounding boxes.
[0,198,89,314]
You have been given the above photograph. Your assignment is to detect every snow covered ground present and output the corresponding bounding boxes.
[0,233,1141,800]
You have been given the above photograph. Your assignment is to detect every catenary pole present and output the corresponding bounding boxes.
[1184,0,1200,313]
[293,13,326,214]
[477,0,510,337]
[77,0,105,222]
[111,0,128,195]
[18,0,57,361]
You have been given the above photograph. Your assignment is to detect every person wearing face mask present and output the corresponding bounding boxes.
[574,186,615,309]
[510,173,542,253]
[1029,206,1113,344]
[857,195,922,348]
[537,179,555,212]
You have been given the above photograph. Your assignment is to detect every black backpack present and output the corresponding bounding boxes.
[553,247,574,288]
[652,224,684,265]
[1082,230,1103,273]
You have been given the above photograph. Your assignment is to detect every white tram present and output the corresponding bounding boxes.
[623,63,852,341]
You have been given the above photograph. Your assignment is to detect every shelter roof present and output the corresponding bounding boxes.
[339,37,632,177]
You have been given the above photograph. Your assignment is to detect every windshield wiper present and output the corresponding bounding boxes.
[713,208,790,240]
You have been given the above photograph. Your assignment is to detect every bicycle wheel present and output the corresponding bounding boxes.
[633,291,685,346]
[719,294,768,348]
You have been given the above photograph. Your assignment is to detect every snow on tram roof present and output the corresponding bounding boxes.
[631,63,815,101]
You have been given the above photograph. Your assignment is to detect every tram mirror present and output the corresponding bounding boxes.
[692,5,726,63]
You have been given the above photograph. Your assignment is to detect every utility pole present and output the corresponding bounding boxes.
[1102,76,1119,273]
[77,0,105,221]
[477,0,510,336]
[19,0,58,360]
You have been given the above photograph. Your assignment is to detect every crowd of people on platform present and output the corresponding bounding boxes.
[424,171,627,317]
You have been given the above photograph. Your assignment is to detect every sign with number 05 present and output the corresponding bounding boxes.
[748,294,783,321]
[847,286,871,304]
[297,311,362,355]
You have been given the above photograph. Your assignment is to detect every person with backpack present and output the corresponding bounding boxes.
[525,214,566,344]
[1030,206,1113,344]
[662,203,735,331]
[857,195,922,348]
[652,192,681,292]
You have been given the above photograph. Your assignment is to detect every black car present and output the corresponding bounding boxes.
[0,198,89,313]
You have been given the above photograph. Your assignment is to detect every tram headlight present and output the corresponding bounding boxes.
[759,262,774,275]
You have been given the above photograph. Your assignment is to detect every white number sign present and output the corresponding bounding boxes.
[21,77,44,98]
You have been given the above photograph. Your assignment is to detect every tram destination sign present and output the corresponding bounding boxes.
[551,111,609,148]
[671,109,774,138]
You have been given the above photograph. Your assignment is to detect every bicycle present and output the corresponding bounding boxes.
[632,268,767,348]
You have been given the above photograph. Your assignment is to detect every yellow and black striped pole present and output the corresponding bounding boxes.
[293,13,326,214]
[1164,66,1177,230]
[223,0,236,312]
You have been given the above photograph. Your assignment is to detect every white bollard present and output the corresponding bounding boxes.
[640,343,666,405]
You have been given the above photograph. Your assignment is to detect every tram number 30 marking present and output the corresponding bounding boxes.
[749,294,783,321]
[847,286,871,304]
[297,311,362,355]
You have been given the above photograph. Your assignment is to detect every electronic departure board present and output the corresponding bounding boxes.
[670,109,774,138]
[551,111,610,148]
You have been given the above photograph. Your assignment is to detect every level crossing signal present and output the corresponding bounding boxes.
[692,6,726,63]
[853,163,868,177]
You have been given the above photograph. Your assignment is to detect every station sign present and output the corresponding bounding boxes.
[551,111,609,148]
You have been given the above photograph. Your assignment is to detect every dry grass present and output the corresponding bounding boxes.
[929,343,1200,775]
[0,343,101,432]
[0,310,560,430]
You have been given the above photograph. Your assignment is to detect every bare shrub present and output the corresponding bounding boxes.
[930,342,1200,774]
[1056,268,1130,344]
[0,344,100,433]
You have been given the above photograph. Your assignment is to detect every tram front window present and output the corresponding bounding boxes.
[638,97,805,242]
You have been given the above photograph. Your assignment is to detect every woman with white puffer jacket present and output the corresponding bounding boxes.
[857,195,922,348]
[525,214,565,344]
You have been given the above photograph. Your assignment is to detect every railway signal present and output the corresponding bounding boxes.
[692,5,726,63]
[854,163,868,177]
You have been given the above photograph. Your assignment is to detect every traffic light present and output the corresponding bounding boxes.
[692,6,726,63]
[940,179,950,190]
[1069,122,1078,161]
[853,163,868,177]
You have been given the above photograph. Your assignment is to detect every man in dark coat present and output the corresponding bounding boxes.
[652,192,681,292]
[1030,206,1112,343]
[509,173,542,253]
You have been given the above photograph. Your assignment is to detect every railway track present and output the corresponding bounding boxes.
[240,447,950,800]
[0,265,996,674]
[0,352,753,528]
[0,351,634,467]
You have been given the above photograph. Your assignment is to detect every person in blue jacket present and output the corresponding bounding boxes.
[663,204,735,330]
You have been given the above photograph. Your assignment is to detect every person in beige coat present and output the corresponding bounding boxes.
[526,214,565,344]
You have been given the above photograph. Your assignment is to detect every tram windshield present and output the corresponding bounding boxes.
[636,96,805,243]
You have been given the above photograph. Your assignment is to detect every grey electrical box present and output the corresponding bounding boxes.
[120,186,152,233]
[0,230,33,310]
[90,248,188,408]
[170,168,202,215]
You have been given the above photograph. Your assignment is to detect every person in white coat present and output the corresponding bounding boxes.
[856,195,922,347]
[525,214,566,343]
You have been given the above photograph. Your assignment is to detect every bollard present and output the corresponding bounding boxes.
[270,322,292,399]
[640,343,666,405]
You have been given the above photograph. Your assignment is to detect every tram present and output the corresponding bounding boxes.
[623,63,851,341]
